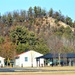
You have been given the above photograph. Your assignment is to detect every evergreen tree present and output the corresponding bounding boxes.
[49,8,53,17]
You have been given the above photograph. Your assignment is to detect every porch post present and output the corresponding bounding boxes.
[58,53,61,66]
[39,59,40,67]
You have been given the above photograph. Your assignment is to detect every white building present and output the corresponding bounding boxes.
[0,56,5,67]
[15,50,44,67]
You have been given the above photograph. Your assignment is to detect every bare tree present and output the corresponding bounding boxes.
[47,35,63,53]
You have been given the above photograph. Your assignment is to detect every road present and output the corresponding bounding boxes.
[0,67,75,72]
[0,68,42,72]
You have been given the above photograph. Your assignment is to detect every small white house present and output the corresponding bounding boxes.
[0,56,5,67]
[15,50,44,67]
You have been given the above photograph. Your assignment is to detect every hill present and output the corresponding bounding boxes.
[0,6,75,59]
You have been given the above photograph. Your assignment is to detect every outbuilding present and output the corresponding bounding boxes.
[15,50,44,67]
[0,56,5,67]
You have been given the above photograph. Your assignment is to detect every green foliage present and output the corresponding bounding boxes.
[58,26,65,33]
[2,15,7,24]
[34,6,46,17]
[34,6,38,17]
[62,46,75,53]
[64,27,72,33]
[49,8,53,17]
[28,7,33,17]
[0,6,75,55]
[65,16,72,26]
[55,26,72,38]
[10,26,49,54]
[0,36,5,44]
[20,10,26,22]
[7,12,13,26]
[55,32,63,37]
[55,26,68,35]
[10,26,29,44]
[62,27,72,38]
[35,43,49,54]
[41,9,46,16]
[16,43,30,53]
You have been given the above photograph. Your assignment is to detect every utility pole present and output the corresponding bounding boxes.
[58,53,61,66]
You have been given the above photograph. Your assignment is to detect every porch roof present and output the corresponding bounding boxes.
[36,53,75,59]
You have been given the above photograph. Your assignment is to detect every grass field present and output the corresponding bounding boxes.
[0,72,75,75]
[0,66,75,75]
[40,66,75,70]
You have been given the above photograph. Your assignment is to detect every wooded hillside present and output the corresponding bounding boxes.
[0,6,75,59]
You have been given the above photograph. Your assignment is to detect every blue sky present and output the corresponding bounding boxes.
[0,0,75,21]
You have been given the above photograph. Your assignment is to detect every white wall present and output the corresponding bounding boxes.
[0,57,5,67]
[15,58,20,66]
[19,51,32,67]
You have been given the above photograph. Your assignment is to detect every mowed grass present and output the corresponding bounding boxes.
[40,66,75,70]
[0,72,75,75]
[0,66,75,75]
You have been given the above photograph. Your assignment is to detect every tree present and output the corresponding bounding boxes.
[0,37,16,59]
[16,42,30,53]
[72,21,75,28]
[34,6,43,17]
[19,10,26,22]
[65,16,72,26]
[28,7,33,18]
[13,10,19,22]
[64,27,72,34]
[0,36,5,44]
[7,12,13,26]
[41,9,46,16]
[49,8,53,17]
[10,26,49,54]
[35,42,49,54]
[47,35,63,54]
[1,15,7,24]
[34,6,37,17]
[10,26,29,44]
[37,7,42,17]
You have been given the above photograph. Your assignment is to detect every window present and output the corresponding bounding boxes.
[25,57,28,62]
[0,61,1,63]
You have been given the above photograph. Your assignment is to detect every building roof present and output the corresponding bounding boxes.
[36,53,75,59]
[16,50,33,56]
[16,50,43,57]
[67,53,75,58]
